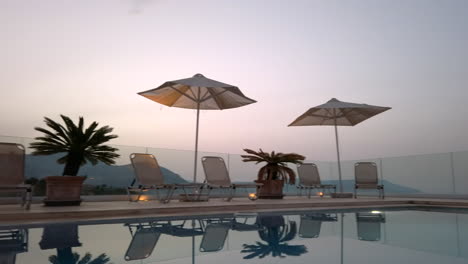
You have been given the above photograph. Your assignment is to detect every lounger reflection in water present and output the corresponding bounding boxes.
[125,215,262,259]
[0,229,28,264]
[199,223,229,252]
[299,213,338,238]
[157,220,204,237]
[199,214,262,253]
[125,223,161,261]
[230,213,262,232]
[125,220,206,261]
[355,212,386,241]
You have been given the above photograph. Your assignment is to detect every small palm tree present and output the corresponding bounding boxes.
[30,115,120,176]
[241,149,305,184]
[242,216,307,259]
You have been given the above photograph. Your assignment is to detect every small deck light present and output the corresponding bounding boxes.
[248,193,258,201]
[138,195,150,201]
[317,192,324,198]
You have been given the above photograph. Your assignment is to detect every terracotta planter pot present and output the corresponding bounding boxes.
[256,179,284,199]
[44,176,86,206]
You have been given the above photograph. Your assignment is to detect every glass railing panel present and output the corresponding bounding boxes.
[0,135,28,146]
[77,144,146,191]
[146,147,198,183]
[453,151,468,195]
[226,153,263,183]
[2,135,468,197]
[380,153,453,194]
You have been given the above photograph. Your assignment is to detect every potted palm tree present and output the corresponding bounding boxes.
[30,115,119,206]
[241,149,305,199]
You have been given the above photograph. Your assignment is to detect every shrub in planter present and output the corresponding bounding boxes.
[241,149,305,199]
[30,115,119,206]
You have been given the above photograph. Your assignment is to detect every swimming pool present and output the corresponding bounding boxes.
[2,207,467,264]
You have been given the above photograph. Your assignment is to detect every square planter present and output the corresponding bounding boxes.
[44,176,86,206]
[256,179,284,199]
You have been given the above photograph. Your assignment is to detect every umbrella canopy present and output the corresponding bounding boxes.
[289,98,391,192]
[288,98,391,126]
[139,74,256,182]
[138,73,256,110]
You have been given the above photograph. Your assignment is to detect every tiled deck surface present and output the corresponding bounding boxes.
[2,196,468,225]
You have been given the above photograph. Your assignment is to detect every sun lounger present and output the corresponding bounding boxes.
[299,213,337,238]
[124,223,161,261]
[201,156,262,201]
[355,212,386,241]
[354,162,384,199]
[297,163,336,198]
[0,143,32,210]
[128,153,203,203]
[0,229,28,264]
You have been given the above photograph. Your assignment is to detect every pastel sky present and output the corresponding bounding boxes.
[1,0,468,161]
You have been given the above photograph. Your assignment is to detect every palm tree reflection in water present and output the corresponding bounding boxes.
[242,215,307,259]
[48,251,111,264]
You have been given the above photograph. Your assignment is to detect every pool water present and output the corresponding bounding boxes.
[2,207,468,264]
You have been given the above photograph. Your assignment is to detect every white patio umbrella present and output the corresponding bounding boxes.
[138,73,256,182]
[288,98,391,192]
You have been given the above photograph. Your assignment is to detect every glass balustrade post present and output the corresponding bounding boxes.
[450,152,456,194]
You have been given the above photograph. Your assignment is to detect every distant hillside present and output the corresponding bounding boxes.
[25,154,188,187]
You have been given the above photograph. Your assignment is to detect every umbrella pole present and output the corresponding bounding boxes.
[192,220,196,264]
[334,119,343,193]
[340,213,344,264]
[193,100,200,183]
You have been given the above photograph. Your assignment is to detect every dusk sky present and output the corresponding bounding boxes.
[2,0,468,161]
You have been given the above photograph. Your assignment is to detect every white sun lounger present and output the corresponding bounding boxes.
[354,162,384,199]
[201,156,262,201]
[0,143,32,209]
[297,163,336,198]
[128,153,203,203]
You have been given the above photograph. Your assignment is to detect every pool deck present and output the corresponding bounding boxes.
[2,196,468,226]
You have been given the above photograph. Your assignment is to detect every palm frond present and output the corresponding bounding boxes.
[242,148,305,183]
[280,221,297,242]
[30,115,120,176]
[281,166,296,184]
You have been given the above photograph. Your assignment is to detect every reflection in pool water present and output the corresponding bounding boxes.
[2,208,468,264]
[241,215,307,259]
